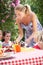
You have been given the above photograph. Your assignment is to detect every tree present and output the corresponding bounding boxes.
[0,0,20,40]
[30,0,43,26]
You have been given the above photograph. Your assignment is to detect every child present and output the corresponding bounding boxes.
[0,30,3,48]
[33,30,43,49]
[2,31,13,48]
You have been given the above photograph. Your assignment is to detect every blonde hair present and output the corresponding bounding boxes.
[15,4,31,14]
[36,30,43,42]
[24,4,31,13]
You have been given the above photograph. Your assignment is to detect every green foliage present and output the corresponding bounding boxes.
[0,0,12,22]
[0,0,18,41]
[30,0,43,26]
[0,19,18,41]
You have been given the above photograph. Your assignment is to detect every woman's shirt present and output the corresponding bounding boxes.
[20,18,42,47]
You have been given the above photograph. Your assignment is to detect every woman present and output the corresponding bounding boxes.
[15,4,42,47]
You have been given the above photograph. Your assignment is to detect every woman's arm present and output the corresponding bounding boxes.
[25,13,38,44]
[15,18,23,43]
[32,13,37,32]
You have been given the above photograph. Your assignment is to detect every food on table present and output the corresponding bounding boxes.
[0,49,3,57]
[20,41,25,47]
[4,48,13,52]
[21,47,35,52]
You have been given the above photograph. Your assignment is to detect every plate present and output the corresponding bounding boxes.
[21,47,35,52]
[0,52,15,59]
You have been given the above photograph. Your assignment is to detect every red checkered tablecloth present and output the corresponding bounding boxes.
[0,50,43,65]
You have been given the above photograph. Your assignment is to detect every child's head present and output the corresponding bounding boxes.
[37,30,43,43]
[36,30,43,49]
[3,31,11,42]
[0,30,2,40]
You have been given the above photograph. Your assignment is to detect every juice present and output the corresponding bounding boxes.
[12,44,21,52]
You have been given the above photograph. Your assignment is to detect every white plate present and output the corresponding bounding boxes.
[0,52,15,59]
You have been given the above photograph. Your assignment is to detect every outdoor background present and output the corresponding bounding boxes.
[0,0,43,41]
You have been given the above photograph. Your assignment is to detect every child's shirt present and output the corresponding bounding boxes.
[2,41,13,48]
[33,43,41,49]
[33,45,41,49]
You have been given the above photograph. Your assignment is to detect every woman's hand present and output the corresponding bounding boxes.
[25,39,29,44]
[16,34,23,43]
[25,32,36,45]
[24,39,30,47]
[15,19,23,43]
[16,39,20,43]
